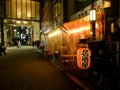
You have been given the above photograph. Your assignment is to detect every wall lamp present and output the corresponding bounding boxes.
[89,8,96,21]
[89,7,96,40]
[103,0,111,8]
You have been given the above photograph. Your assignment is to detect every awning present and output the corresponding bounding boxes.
[62,16,91,34]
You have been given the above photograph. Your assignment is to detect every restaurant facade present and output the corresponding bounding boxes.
[43,0,120,77]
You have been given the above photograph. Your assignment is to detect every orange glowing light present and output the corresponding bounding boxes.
[62,15,103,39]
[63,17,91,34]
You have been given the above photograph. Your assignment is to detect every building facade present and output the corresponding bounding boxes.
[0,0,119,72]
[0,0,41,47]
[41,0,120,74]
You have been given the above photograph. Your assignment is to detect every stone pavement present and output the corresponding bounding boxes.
[50,60,94,90]
[4,46,120,90]
[39,49,95,90]
[42,49,120,90]
[0,46,83,90]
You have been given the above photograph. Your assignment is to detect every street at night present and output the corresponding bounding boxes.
[0,46,83,90]
[0,0,120,90]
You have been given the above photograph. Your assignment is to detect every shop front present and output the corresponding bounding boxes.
[44,28,62,62]
[45,9,104,72]
[44,0,106,75]
[61,13,104,72]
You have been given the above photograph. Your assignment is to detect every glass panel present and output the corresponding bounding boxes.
[11,0,17,18]
[5,0,40,21]
[6,0,11,18]
[22,0,27,19]
[27,0,31,20]
[36,2,40,20]
[17,0,21,18]
[31,1,35,20]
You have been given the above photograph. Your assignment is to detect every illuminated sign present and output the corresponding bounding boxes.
[103,0,111,8]
[77,48,91,69]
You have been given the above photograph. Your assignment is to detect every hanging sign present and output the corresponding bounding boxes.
[77,48,91,69]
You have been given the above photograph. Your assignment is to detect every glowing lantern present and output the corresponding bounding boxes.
[103,0,111,8]
[77,48,91,69]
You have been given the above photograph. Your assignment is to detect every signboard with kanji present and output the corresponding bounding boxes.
[77,48,91,69]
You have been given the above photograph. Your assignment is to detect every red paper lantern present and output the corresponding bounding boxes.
[77,48,91,69]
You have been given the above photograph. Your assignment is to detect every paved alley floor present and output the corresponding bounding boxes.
[0,46,83,90]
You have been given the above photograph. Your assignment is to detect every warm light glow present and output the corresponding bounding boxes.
[89,9,96,21]
[12,20,16,22]
[90,31,93,35]
[96,23,98,29]
[69,25,90,34]
[16,21,21,24]
[17,12,21,18]
[26,29,29,34]
[14,29,16,32]
[6,0,40,20]
[103,0,111,8]
[27,13,31,18]
[63,16,91,34]
[23,21,28,24]
[48,29,61,37]
[116,18,120,28]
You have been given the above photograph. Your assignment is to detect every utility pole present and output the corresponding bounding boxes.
[0,18,4,46]
[0,1,5,46]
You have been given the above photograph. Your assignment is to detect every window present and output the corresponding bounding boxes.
[6,0,40,20]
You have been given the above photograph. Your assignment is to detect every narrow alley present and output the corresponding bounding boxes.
[0,46,83,90]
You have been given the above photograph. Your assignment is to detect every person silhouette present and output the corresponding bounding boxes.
[0,45,7,56]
